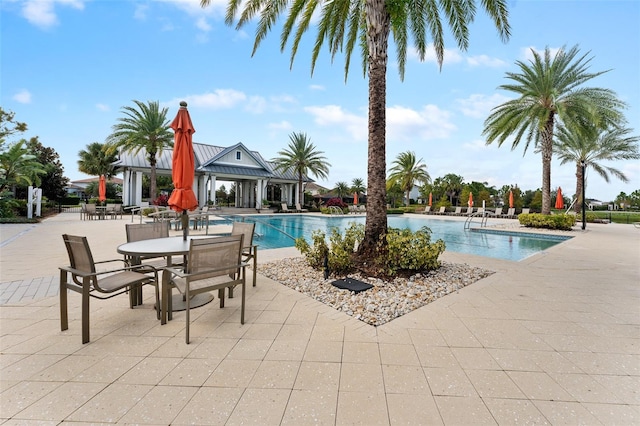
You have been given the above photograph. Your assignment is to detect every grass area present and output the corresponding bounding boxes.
[587,210,640,224]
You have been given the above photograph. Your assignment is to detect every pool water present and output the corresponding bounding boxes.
[219,215,571,262]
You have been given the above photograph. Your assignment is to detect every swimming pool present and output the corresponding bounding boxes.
[218,214,571,262]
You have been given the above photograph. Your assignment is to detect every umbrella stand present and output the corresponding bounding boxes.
[181,210,189,241]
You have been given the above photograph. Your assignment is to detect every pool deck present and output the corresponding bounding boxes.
[1,212,638,424]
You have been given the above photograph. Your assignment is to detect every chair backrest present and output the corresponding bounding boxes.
[454,207,462,214]
[126,222,169,242]
[423,206,431,213]
[439,206,446,213]
[62,234,96,274]
[522,208,530,214]
[507,208,515,216]
[231,221,255,249]
[494,207,503,216]
[187,235,243,278]
[281,203,289,211]
[85,204,96,213]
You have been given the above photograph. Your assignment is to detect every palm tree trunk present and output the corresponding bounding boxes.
[149,156,157,202]
[358,0,390,260]
[298,171,303,207]
[574,162,583,214]
[540,116,555,215]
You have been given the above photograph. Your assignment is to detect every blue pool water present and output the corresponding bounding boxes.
[219,215,571,262]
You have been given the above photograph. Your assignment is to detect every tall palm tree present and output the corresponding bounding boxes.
[388,151,430,207]
[202,0,510,263]
[105,100,173,201]
[334,181,351,202]
[78,142,118,179]
[272,132,331,206]
[351,178,366,196]
[553,123,640,213]
[483,45,625,214]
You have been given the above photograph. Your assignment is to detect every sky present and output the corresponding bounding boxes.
[2,0,639,203]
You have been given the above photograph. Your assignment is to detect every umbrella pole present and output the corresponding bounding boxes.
[181,210,189,241]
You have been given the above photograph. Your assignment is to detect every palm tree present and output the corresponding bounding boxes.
[272,132,331,206]
[202,0,510,263]
[78,142,118,179]
[105,100,173,201]
[0,140,47,195]
[388,151,430,207]
[334,181,351,202]
[483,45,625,214]
[553,123,640,213]
[351,178,366,196]
[440,173,465,205]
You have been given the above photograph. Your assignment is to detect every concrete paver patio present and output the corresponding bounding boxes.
[1,212,638,424]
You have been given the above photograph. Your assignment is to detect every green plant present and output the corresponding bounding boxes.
[296,223,445,278]
[518,213,576,230]
[381,227,446,275]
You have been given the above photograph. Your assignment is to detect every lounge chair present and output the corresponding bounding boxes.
[161,235,247,343]
[358,205,366,213]
[296,203,309,213]
[502,208,516,218]
[281,203,294,213]
[493,207,503,217]
[447,206,462,216]
[60,234,160,343]
[435,206,446,215]
[420,205,432,214]
[521,208,530,215]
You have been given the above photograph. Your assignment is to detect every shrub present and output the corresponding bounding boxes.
[518,213,576,230]
[326,197,347,208]
[296,223,446,278]
[381,227,445,275]
[153,194,169,206]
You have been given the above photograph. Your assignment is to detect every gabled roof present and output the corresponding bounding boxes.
[112,142,313,183]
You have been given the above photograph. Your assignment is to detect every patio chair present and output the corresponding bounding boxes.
[60,234,160,344]
[358,205,366,213]
[296,203,309,213]
[449,206,462,216]
[125,222,172,269]
[281,203,294,213]
[521,208,530,215]
[231,221,257,290]
[435,206,446,215]
[493,207,503,217]
[420,205,431,214]
[84,203,98,220]
[161,235,247,343]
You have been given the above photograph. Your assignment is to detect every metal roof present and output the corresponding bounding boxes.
[112,142,312,182]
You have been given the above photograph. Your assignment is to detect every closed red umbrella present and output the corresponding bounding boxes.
[168,101,199,240]
[555,187,564,210]
[468,192,474,208]
[509,190,514,209]
[428,192,432,206]
[353,192,358,205]
[98,175,106,202]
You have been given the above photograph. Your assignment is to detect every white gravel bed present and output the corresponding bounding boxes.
[260,257,494,326]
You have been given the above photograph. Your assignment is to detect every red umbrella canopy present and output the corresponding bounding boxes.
[468,192,474,207]
[555,187,564,209]
[98,175,106,202]
[168,102,199,213]
[509,190,514,208]
[428,192,433,206]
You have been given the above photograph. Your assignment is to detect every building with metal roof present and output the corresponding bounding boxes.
[113,142,312,208]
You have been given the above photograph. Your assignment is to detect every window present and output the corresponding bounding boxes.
[236,151,242,161]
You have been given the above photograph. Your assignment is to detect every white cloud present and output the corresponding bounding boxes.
[304,105,368,142]
[245,96,267,113]
[95,103,110,112]
[195,16,211,32]
[13,89,32,104]
[455,93,512,118]
[21,0,84,29]
[462,139,492,151]
[387,104,456,142]
[466,54,506,68]
[309,84,325,91]
[155,0,226,17]
[133,4,148,20]
[167,89,247,109]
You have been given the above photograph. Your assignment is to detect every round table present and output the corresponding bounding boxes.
[117,236,215,311]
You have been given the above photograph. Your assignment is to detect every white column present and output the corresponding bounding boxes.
[123,169,130,205]
[256,179,263,208]
[210,175,216,206]
[134,171,143,205]
[197,174,206,207]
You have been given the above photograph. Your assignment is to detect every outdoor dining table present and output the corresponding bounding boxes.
[117,235,215,311]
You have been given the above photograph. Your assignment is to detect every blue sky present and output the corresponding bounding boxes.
[2,0,639,202]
